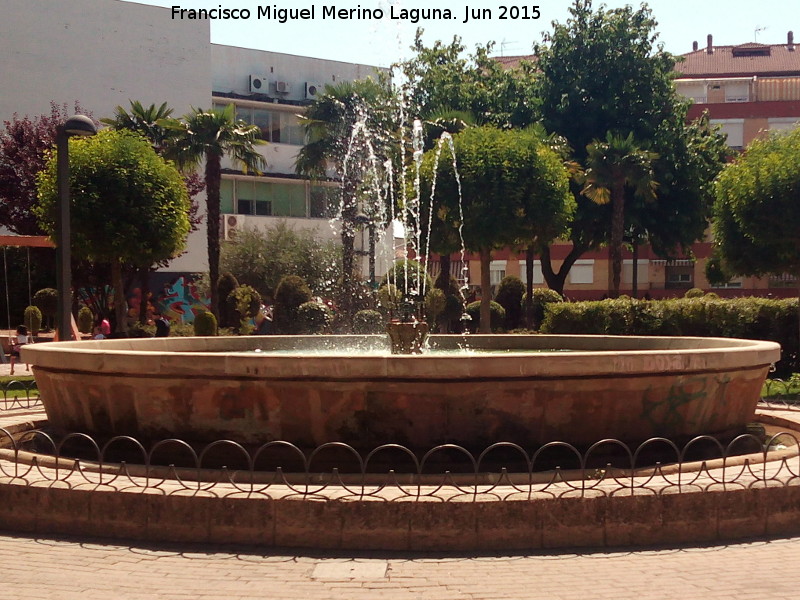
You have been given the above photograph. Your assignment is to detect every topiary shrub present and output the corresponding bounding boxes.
[353,309,384,334]
[465,300,506,333]
[273,275,312,334]
[424,288,446,328]
[495,276,525,330]
[297,301,332,334]
[24,306,42,336]
[217,272,240,328]
[377,283,402,315]
[193,310,218,336]
[525,288,563,330]
[77,306,93,334]
[226,284,261,333]
[684,287,705,298]
[381,259,433,302]
[33,288,58,330]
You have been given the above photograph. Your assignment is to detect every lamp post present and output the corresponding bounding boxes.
[56,115,97,342]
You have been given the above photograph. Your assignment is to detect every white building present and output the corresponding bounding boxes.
[1,0,385,314]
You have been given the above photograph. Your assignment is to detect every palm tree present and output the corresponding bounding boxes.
[162,105,266,317]
[100,101,174,152]
[296,79,396,324]
[581,132,658,298]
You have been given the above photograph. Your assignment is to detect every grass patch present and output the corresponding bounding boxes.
[762,375,800,400]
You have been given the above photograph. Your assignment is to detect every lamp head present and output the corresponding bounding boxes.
[62,115,97,137]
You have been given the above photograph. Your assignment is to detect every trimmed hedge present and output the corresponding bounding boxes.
[541,297,798,375]
[465,300,506,333]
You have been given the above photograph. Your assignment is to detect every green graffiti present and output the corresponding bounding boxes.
[641,377,708,433]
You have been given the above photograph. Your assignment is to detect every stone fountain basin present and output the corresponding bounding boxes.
[22,334,780,449]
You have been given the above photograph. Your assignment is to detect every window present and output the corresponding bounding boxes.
[518,260,544,285]
[568,260,594,285]
[711,119,745,149]
[622,259,650,285]
[724,81,750,103]
[489,261,507,286]
[711,280,743,289]
[231,104,305,145]
[665,265,694,289]
[222,179,310,218]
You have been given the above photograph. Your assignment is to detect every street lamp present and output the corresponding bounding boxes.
[56,115,97,341]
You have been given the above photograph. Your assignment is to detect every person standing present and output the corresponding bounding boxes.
[9,325,30,376]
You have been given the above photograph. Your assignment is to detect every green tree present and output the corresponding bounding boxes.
[36,129,190,332]
[534,0,725,293]
[581,132,658,297]
[161,104,266,319]
[711,128,800,337]
[100,100,206,324]
[220,222,340,302]
[399,31,539,133]
[419,126,572,333]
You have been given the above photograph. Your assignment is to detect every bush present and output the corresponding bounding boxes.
[297,301,332,334]
[424,288,446,327]
[381,259,433,302]
[24,306,42,336]
[524,288,563,330]
[376,284,402,315]
[684,287,705,298]
[77,306,93,334]
[193,311,218,336]
[217,272,240,328]
[353,309,384,334]
[465,300,506,333]
[273,275,312,334]
[495,276,525,330]
[226,284,261,332]
[33,288,58,328]
[540,296,799,375]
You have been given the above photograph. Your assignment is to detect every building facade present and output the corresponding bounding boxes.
[1,0,384,319]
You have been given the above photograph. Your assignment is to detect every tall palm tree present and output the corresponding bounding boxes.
[581,132,658,297]
[162,105,266,317]
[296,78,396,324]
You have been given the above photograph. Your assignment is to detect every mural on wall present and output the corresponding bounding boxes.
[153,275,209,323]
[78,274,209,324]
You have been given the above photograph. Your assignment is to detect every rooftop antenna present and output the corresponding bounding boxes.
[754,26,767,42]
[500,39,518,57]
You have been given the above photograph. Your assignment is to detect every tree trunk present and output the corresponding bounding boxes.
[205,153,222,319]
[631,239,639,298]
[111,261,127,334]
[139,267,150,324]
[339,177,358,328]
[540,244,586,296]
[525,245,535,329]
[479,248,492,334]
[610,178,626,298]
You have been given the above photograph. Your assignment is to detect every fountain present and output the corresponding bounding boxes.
[21,334,779,450]
[18,89,782,454]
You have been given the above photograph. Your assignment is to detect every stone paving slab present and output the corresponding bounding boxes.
[0,531,799,599]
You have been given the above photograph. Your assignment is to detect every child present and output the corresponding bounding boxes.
[9,324,30,376]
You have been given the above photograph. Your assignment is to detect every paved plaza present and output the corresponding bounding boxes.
[0,530,798,599]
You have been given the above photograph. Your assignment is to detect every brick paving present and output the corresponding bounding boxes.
[0,530,798,599]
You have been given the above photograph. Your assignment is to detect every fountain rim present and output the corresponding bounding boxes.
[21,333,781,381]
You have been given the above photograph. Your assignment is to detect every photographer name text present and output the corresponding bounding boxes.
[170,5,542,24]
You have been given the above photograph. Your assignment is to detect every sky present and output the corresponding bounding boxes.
[127,0,797,68]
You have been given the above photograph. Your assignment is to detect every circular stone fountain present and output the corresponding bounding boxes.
[22,334,780,450]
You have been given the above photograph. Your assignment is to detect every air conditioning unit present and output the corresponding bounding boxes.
[305,81,324,99]
[275,80,291,94]
[249,75,269,93]
[223,214,245,241]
